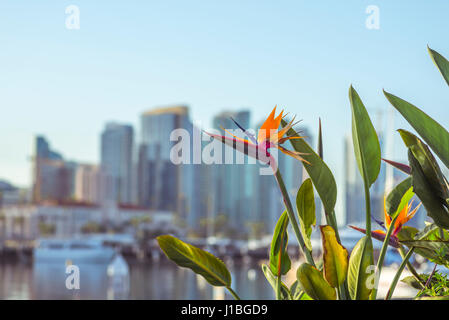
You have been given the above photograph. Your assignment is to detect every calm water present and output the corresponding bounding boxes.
[0,258,275,300]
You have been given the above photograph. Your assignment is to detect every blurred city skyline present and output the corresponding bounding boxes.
[1,0,449,196]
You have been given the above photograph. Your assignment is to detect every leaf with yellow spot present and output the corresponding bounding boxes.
[321,225,349,288]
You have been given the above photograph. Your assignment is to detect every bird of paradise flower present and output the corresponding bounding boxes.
[350,198,421,248]
[204,106,316,266]
[205,106,309,173]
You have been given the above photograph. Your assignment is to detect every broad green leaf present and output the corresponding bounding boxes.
[415,223,449,241]
[401,275,425,290]
[157,235,231,287]
[385,178,413,217]
[261,264,291,300]
[397,226,419,241]
[349,85,381,187]
[384,90,449,171]
[408,150,449,229]
[296,179,316,251]
[347,236,374,300]
[320,225,348,288]
[269,211,291,276]
[296,263,336,300]
[428,46,449,86]
[400,239,449,267]
[281,119,337,215]
[398,129,449,201]
[290,280,313,300]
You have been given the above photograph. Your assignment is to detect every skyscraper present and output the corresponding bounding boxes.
[212,110,252,234]
[74,164,102,204]
[32,136,76,203]
[100,122,134,204]
[138,106,193,215]
[343,134,366,226]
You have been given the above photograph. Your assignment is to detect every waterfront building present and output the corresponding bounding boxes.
[74,164,103,205]
[100,123,134,204]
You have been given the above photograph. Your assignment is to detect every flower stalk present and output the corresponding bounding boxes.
[385,247,415,300]
[370,214,399,300]
[274,169,315,267]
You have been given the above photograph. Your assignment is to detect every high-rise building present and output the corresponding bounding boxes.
[138,106,193,216]
[32,136,76,203]
[212,110,252,234]
[74,164,103,204]
[100,122,134,204]
[343,134,367,226]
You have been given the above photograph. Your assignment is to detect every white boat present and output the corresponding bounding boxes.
[34,238,116,264]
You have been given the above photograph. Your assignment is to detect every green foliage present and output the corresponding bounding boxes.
[289,280,312,300]
[408,150,449,229]
[296,179,316,251]
[385,177,412,217]
[349,85,381,188]
[428,46,449,86]
[296,263,336,300]
[156,46,449,301]
[261,264,291,300]
[347,236,374,300]
[415,271,449,298]
[399,129,448,201]
[281,119,337,215]
[157,235,231,287]
[269,211,291,276]
[320,225,348,288]
[384,83,449,171]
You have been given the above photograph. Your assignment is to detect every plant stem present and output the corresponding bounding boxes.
[418,263,438,296]
[363,183,372,236]
[274,169,315,267]
[385,247,415,300]
[275,275,282,300]
[370,215,399,300]
[226,287,241,300]
[398,245,425,288]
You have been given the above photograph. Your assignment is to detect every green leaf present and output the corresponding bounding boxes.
[384,90,449,171]
[349,85,381,187]
[400,239,449,266]
[408,150,449,229]
[296,263,336,300]
[261,264,291,300]
[157,235,231,287]
[385,177,413,218]
[428,46,449,86]
[290,280,313,300]
[320,225,348,288]
[347,236,374,300]
[296,179,316,251]
[415,223,449,241]
[269,211,291,276]
[397,226,419,241]
[401,275,425,290]
[398,129,449,201]
[281,120,337,215]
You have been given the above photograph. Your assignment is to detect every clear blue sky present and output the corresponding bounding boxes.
[1,0,448,195]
